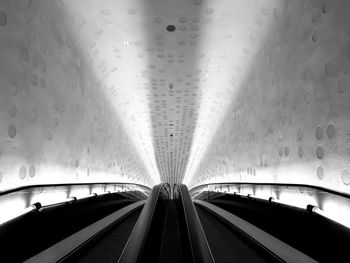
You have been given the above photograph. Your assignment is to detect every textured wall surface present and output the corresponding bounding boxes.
[0,0,350,195]
[0,0,153,191]
[190,0,350,194]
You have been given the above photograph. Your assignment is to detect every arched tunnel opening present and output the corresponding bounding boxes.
[0,0,350,262]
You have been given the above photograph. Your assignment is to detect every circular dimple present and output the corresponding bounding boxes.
[298,146,303,158]
[205,17,212,23]
[338,77,349,93]
[47,130,53,141]
[312,28,320,41]
[179,25,187,31]
[297,129,303,141]
[31,73,38,86]
[341,169,350,185]
[284,146,290,157]
[273,8,280,19]
[8,104,17,118]
[21,48,29,62]
[8,125,16,138]
[178,40,186,45]
[323,1,331,13]
[261,7,269,15]
[29,165,35,177]
[317,166,324,180]
[154,17,162,23]
[166,25,176,32]
[179,17,188,23]
[191,25,199,31]
[316,146,324,159]
[327,124,335,139]
[192,17,200,23]
[305,90,310,104]
[325,61,336,76]
[40,77,46,89]
[315,126,323,139]
[0,10,7,26]
[206,7,214,14]
[19,166,26,180]
[127,8,136,15]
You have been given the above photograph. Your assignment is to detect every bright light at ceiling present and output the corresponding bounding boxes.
[183,0,281,187]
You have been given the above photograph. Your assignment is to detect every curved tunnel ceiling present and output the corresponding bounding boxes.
[0,0,350,194]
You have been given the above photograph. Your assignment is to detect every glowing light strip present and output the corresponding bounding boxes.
[40,197,76,207]
[309,205,350,229]
[0,203,39,226]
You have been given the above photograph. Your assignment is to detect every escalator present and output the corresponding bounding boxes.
[58,183,297,263]
[8,183,318,262]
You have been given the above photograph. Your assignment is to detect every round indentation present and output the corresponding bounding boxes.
[47,130,53,140]
[297,129,303,141]
[191,25,199,31]
[154,17,162,23]
[21,48,29,62]
[316,146,324,159]
[327,124,335,139]
[298,146,303,158]
[19,166,26,180]
[317,166,324,180]
[305,90,311,104]
[178,25,187,31]
[29,165,35,177]
[261,7,269,15]
[338,77,349,93]
[0,10,7,26]
[323,1,331,13]
[312,28,320,41]
[127,8,136,15]
[325,61,336,76]
[31,73,38,86]
[166,25,176,32]
[8,125,16,138]
[8,104,17,118]
[178,40,186,45]
[206,7,214,14]
[179,17,188,23]
[315,126,323,140]
[273,8,280,19]
[341,169,350,185]
[284,146,290,156]
[40,77,46,89]
[192,17,200,23]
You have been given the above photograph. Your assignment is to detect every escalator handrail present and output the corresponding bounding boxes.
[175,184,215,263]
[118,183,170,263]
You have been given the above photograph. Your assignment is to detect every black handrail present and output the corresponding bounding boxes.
[118,183,171,263]
[189,182,350,199]
[175,184,214,263]
[0,182,152,197]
